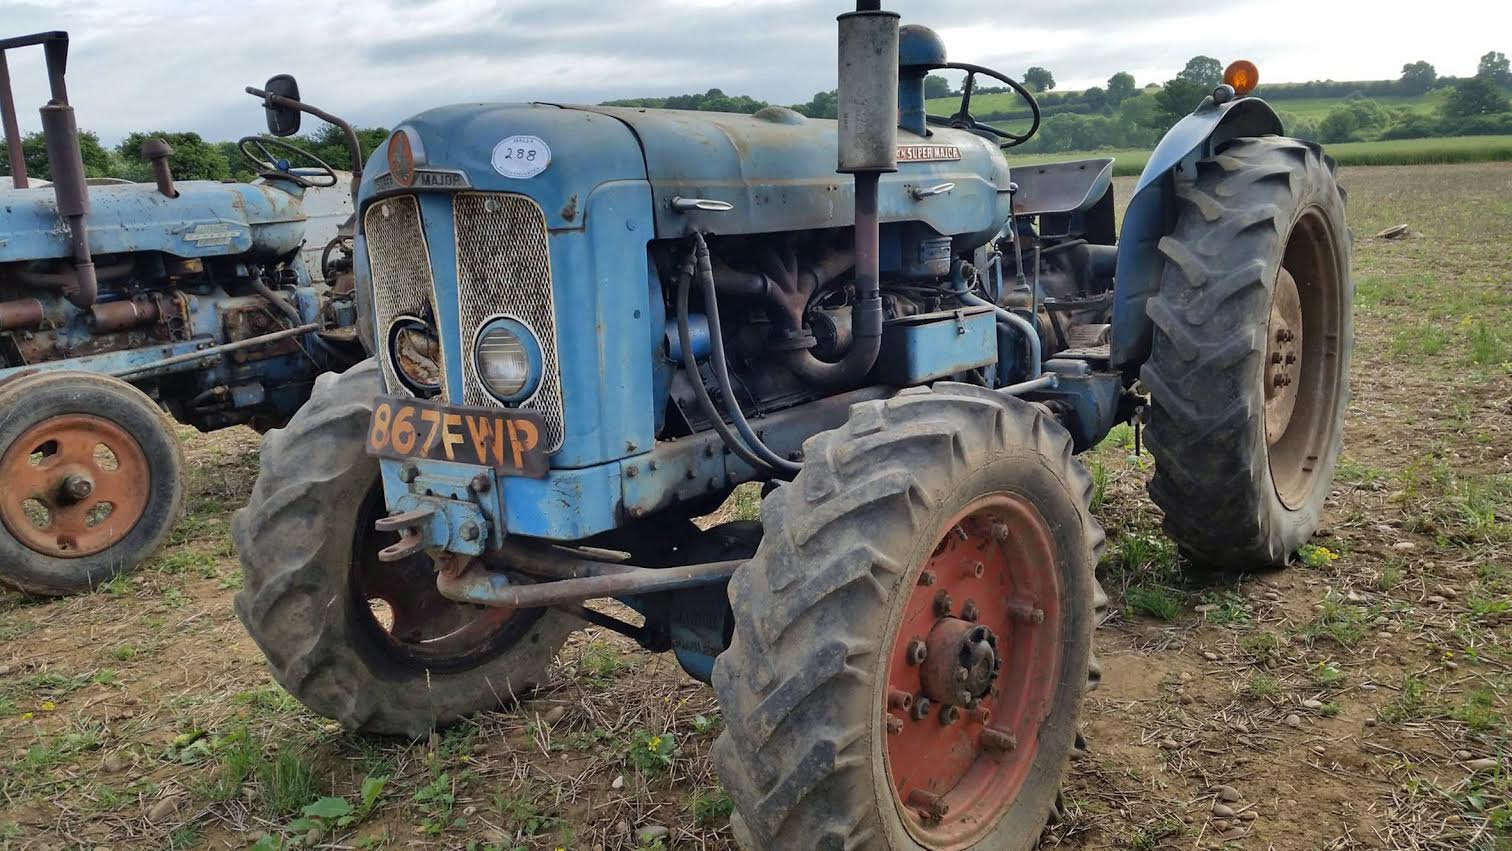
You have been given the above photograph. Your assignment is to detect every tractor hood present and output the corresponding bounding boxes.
[0,180,309,264]
[361,102,1012,245]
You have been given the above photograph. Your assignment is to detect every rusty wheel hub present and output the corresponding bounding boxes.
[1264,266,1304,445]
[884,493,1061,849]
[0,415,150,557]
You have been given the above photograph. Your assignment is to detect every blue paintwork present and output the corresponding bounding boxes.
[876,306,997,384]
[0,180,307,263]
[1110,96,1284,369]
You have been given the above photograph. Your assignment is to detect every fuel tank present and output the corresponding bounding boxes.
[0,180,308,264]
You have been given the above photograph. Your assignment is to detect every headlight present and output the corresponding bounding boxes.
[474,317,542,403]
[388,316,442,397]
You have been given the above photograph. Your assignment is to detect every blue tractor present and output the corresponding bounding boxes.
[234,7,1351,847]
[0,32,365,595]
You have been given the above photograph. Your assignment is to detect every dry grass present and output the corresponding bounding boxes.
[1,163,1510,850]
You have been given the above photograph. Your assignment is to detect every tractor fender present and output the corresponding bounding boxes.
[1109,96,1284,371]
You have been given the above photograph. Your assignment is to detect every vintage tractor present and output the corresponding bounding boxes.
[0,32,366,595]
[234,5,1351,848]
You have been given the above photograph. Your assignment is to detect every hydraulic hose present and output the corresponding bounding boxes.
[692,232,802,476]
[676,242,776,476]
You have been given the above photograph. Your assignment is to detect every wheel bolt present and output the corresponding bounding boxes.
[888,689,914,711]
[907,789,948,820]
[1008,603,1044,623]
[955,689,972,705]
[459,522,480,542]
[981,726,1017,752]
[911,696,932,720]
[887,716,904,735]
[939,705,961,726]
[990,522,1010,542]
[918,570,937,587]
[906,638,928,665]
[954,668,969,684]
[961,599,980,621]
[933,590,952,617]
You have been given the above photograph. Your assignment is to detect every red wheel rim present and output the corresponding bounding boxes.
[882,492,1062,849]
[0,415,150,558]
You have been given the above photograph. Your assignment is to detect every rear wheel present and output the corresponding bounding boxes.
[0,372,184,596]
[232,360,574,736]
[1141,136,1352,571]
[712,385,1105,850]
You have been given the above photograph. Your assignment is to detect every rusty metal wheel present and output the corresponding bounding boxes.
[883,494,1062,847]
[1143,136,1352,570]
[0,372,184,596]
[713,385,1104,850]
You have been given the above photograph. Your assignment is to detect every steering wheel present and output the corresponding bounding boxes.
[923,62,1041,148]
[237,136,339,188]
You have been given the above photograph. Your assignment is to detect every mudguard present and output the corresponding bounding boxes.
[1110,96,1284,371]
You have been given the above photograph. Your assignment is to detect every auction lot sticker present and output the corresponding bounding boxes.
[492,135,551,178]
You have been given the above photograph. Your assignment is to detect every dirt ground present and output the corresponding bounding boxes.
[1,162,1509,851]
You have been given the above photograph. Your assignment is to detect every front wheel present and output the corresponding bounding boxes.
[712,385,1105,850]
[232,360,574,736]
[1141,136,1352,571]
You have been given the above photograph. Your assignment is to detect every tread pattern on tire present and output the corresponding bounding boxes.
[1141,136,1351,571]
[712,384,1105,850]
[232,360,572,737]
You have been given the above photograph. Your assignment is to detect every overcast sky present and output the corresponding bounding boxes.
[2,0,1504,145]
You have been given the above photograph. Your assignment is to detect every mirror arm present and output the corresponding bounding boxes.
[245,86,363,202]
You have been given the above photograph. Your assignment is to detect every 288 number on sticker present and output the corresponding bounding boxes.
[491,135,551,179]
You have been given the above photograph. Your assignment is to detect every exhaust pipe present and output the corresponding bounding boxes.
[827,2,899,385]
[1,33,97,307]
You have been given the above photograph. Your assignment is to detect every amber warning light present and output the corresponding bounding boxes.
[1224,60,1259,96]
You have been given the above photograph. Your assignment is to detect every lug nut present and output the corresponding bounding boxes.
[918,570,937,587]
[906,638,928,665]
[981,726,1017,752]
[888,689,914,711]
[990,522,1010,542]
[1007,603,1044,623]
[955,689,972,705]
[933,589,952,617]
[939,705,961,726]
[887,716,904,735]
[911,696,932,720]
[459,522,480,542]
[61,474,93,501]
[961,599,980,621]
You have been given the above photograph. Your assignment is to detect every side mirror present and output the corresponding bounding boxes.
[262,74,302,137]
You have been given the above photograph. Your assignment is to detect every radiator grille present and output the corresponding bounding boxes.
[453,192,563,451]
[364,196,449,400]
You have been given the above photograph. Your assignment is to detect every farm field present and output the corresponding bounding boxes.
[1009,134,1512,176]
[923,88,1448,122]
[1,162,1510,851]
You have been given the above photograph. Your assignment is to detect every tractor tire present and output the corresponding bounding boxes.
[1141,136,1352,572]
[0,371,185,596]
[712,384,1106,851]
[232,359,574,737]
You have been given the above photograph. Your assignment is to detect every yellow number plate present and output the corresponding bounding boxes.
[365,395,548,479]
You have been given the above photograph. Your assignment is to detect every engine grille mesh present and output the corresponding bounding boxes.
[453,192,563,451]
[364,196,448,400]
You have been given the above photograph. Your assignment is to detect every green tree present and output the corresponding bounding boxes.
[1082,85,1107,112]
[1,129,116,181]
[1441,76,1511,119]
[1177,55,1223,89]
[924,74,951,99]
[1150,77,1207,129]
[1476,50,1510,85]
[793,90,838,119]
[1105,71,1138,106]
[114,131,230,182]
[1023,66,1055,93]
[1399,61,1437,95]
